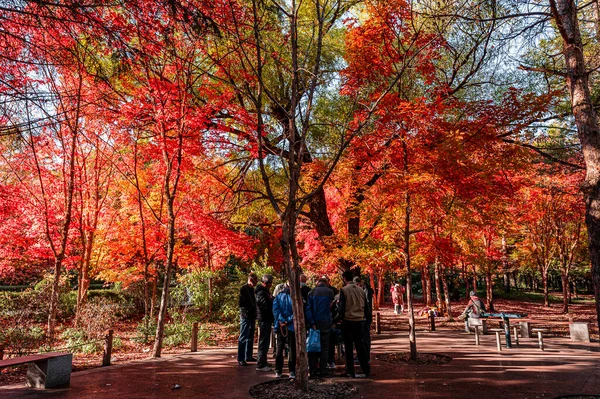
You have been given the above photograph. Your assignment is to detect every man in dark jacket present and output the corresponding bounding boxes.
[354,276,373,361]
[238,273,258,366]
[300,274,311,303]
[339,270,370,378]
[255,274,274,371]
[308,277,334,377]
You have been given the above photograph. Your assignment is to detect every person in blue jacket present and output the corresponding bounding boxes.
[273,283,295,379]
[272,281,312,379]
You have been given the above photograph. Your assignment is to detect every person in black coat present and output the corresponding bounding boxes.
[255,275,274,371]
[238,273,258,365]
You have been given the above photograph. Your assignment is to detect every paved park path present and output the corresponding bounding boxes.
[2,330,599,398]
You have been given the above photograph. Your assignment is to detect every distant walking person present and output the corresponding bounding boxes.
[339,270,370,378]
[392,284,404,314]
[238,273,258,366]
[255,274,274,371]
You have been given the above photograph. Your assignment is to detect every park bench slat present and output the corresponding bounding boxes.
[0,352,67,368]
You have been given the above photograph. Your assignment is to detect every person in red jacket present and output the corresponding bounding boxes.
[392,284,404,314]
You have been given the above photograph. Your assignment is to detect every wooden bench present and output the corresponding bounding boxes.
[0,352,72,388]
[518,319,590,343]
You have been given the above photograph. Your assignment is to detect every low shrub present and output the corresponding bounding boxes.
[162,312,192,347]
[133,316,157,344]
[0,325,46,356]
[60,328,102,354]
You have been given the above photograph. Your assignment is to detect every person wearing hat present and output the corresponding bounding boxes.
[460,291,486,333]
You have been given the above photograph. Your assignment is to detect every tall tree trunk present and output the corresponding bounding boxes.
[485,272,495,312]
[471,264,478,294]
[151,274,157,319]
[152,127,183,358]
[423,266,433,307]
[405,198,417,360]
[502,235,511,293]
[441,264,453,320]
[376,271,384,309]
[542,266,550,307]
[370,271,379,310]
[462,261,470,299]
[434,259,442,309]
[549,0,600,337]
[420,266,428,305]
[281,212,309,391]
[76,263,90,325]
[152,199,176,358]
[561,271,569,313]
[47,131,79,338]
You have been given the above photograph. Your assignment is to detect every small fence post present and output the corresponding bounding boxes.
[0,344,4,360]
[191,322,198,352]
[102,329,114,367]
[375,312,381,334]
[429,312,436,331]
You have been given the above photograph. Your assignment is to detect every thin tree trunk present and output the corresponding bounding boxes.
[152,203,176,358]
[485,272,494,312]
[377,271,384,309]
[542,267,550,307]
[208,276,213,316]
[441,264,453,320]
[561,272,569,313]
[371,271,379,310]
[151,274,157,319]
[405,199,417,360]
[502,235,510,293]
[434,259,442,309]
[282,213,309,391]
[462,262,470,299]
[420,266,428,305]
[423,266,432,307]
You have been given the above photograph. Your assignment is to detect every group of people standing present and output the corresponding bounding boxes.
[236,270,372,379]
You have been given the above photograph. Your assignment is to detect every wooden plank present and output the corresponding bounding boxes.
[0,352,69,368]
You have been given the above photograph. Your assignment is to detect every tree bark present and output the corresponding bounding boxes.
[152,197,176,358]
[376,271,384,309]
[462,261,470,299]
[423,266,432,307]
[502,235,510,293]
[440,264,453,320]
[549,0,600,336]
[542,266,550,307]
[485,272,495,312]
[405,196,417,360]
[561,272,570,313]
[434,259,442,309]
